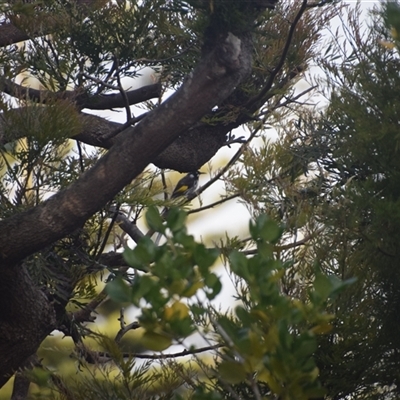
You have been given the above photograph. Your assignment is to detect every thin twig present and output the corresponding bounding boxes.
[161,169,168,201]
[243,228,323,255]
[188,126,262,202]
[109,206,145,244]
[76,141,85,173]
[306,0,332,8]
[96,344,222,362]
[69,291,108,324]
[118,308,125,330]
[95,204,120,258]
[101,113,148,141]
[249,375,262,400]
[80,72,121,90]
[188,193,241,215]
[115,58,132,121]
[258,85,317,118]
[114,321,141,344]
[245,0,309,108]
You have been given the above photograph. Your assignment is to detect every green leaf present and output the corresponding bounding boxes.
[190,304,207,317]
[204,273,222,299]
[136,236,156,263]
[123,237,157,271]
[218,361,247,384]
[140,331,172,351]
[250,214,282,243]
[166,207,187,232]
[256,241,274,259]
[217,316,239,342]
[313,272,332,301]
[313,272,356,302]
[249,218,259,240]
[168,316,195,337]
[105,276,132,303]
[123,247,148,272]
[131,275,159,304]
[192,387,223,400]
[262,220,281,242]
[293,335,317,359]
[174,230,196,247]
[145,205,165,232]
[229,250,249,279]
[235,306,252,326]
[194,244,219,271]
[328,275,357,299]
[385,2,400,31]
[27,367,51,387]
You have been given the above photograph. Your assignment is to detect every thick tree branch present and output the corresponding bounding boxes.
[0,265,56,387]
[0,23,29,47]
[10,354,39,400]
[11,372,30,400]
[96,251,127,268]
[0,77,161,110]
[0,31,252,265]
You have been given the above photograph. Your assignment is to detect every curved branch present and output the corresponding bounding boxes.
[79,83,161,110]
[188,193,241,214]
[10,355,39,400]
[109,207,145,244]
[0,31,253,266]
[0,77,161,110]
[127,344,223,360]
[243,228,324,255]
[92,344,222,363]
[0,23,29,47]
[115,321,141,344]
[245,0,309,109]
[0,265,56,387]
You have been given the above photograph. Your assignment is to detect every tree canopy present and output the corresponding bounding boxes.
[1,0,400,399]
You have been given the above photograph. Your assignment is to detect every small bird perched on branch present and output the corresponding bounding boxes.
[170,171,203,199]
[154,171,203,245]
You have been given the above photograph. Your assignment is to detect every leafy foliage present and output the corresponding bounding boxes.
[258,3,400,398]
[103,210,349,399]
[4,0,394,399]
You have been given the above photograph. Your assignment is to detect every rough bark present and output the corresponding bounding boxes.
[0,265,57,388]
[0,33,253,264]
[0,78,162,111]
[0,107,233,173]
[74,115,235,172]
[0,30,253,383]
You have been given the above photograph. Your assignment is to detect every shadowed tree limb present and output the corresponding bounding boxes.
[0,77,161,110]
[0,28,253,384]
[0,30,253,262]
[10,355,39,400]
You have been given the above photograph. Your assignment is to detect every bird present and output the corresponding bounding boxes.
[170,171,203,200]
[154,171,203,245]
